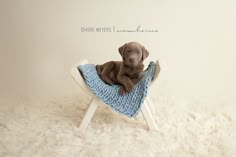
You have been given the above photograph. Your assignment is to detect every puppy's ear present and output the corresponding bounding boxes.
[118,44,126,56]
[142,46,149,60]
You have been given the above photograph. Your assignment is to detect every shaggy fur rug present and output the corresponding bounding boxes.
[0,91,235,157]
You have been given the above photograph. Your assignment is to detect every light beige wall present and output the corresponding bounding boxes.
[1,0,236,108]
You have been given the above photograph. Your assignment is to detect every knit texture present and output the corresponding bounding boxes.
[78,62,156,117]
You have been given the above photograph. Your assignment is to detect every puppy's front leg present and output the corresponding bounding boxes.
[117,75,134,94]
[131,72,144,85]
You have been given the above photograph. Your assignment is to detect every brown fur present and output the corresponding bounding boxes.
[96,42,149,94]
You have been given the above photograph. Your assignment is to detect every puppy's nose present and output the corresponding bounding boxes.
[129,58,135,63]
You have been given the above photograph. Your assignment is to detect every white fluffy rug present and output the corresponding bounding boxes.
[0,91,235,157]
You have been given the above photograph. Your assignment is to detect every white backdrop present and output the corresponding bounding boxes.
[0,0,235,114]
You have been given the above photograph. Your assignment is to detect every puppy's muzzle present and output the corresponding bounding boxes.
[129,58,135,63]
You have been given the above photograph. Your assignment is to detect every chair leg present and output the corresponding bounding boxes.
[145,96,155,115]
[79,97,99,131]
[141,100,158,131]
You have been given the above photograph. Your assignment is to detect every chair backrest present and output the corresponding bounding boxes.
[151,60,161,84]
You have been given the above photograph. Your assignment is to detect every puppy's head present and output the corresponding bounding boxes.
[118,42,149,67]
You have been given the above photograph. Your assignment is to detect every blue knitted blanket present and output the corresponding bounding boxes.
[78,62,156,117]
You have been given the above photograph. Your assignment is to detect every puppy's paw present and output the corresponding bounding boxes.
[119,85,133,95]
[126,86,133,93]
[119,87,128,95]
[104,80,113,85]
[125,83,134,92]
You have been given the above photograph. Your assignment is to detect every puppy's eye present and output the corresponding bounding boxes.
[127,50,131,53]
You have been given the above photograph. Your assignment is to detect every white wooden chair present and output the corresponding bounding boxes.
[71,59,160,131]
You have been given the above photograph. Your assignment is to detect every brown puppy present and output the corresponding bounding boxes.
[96,42,149,94]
